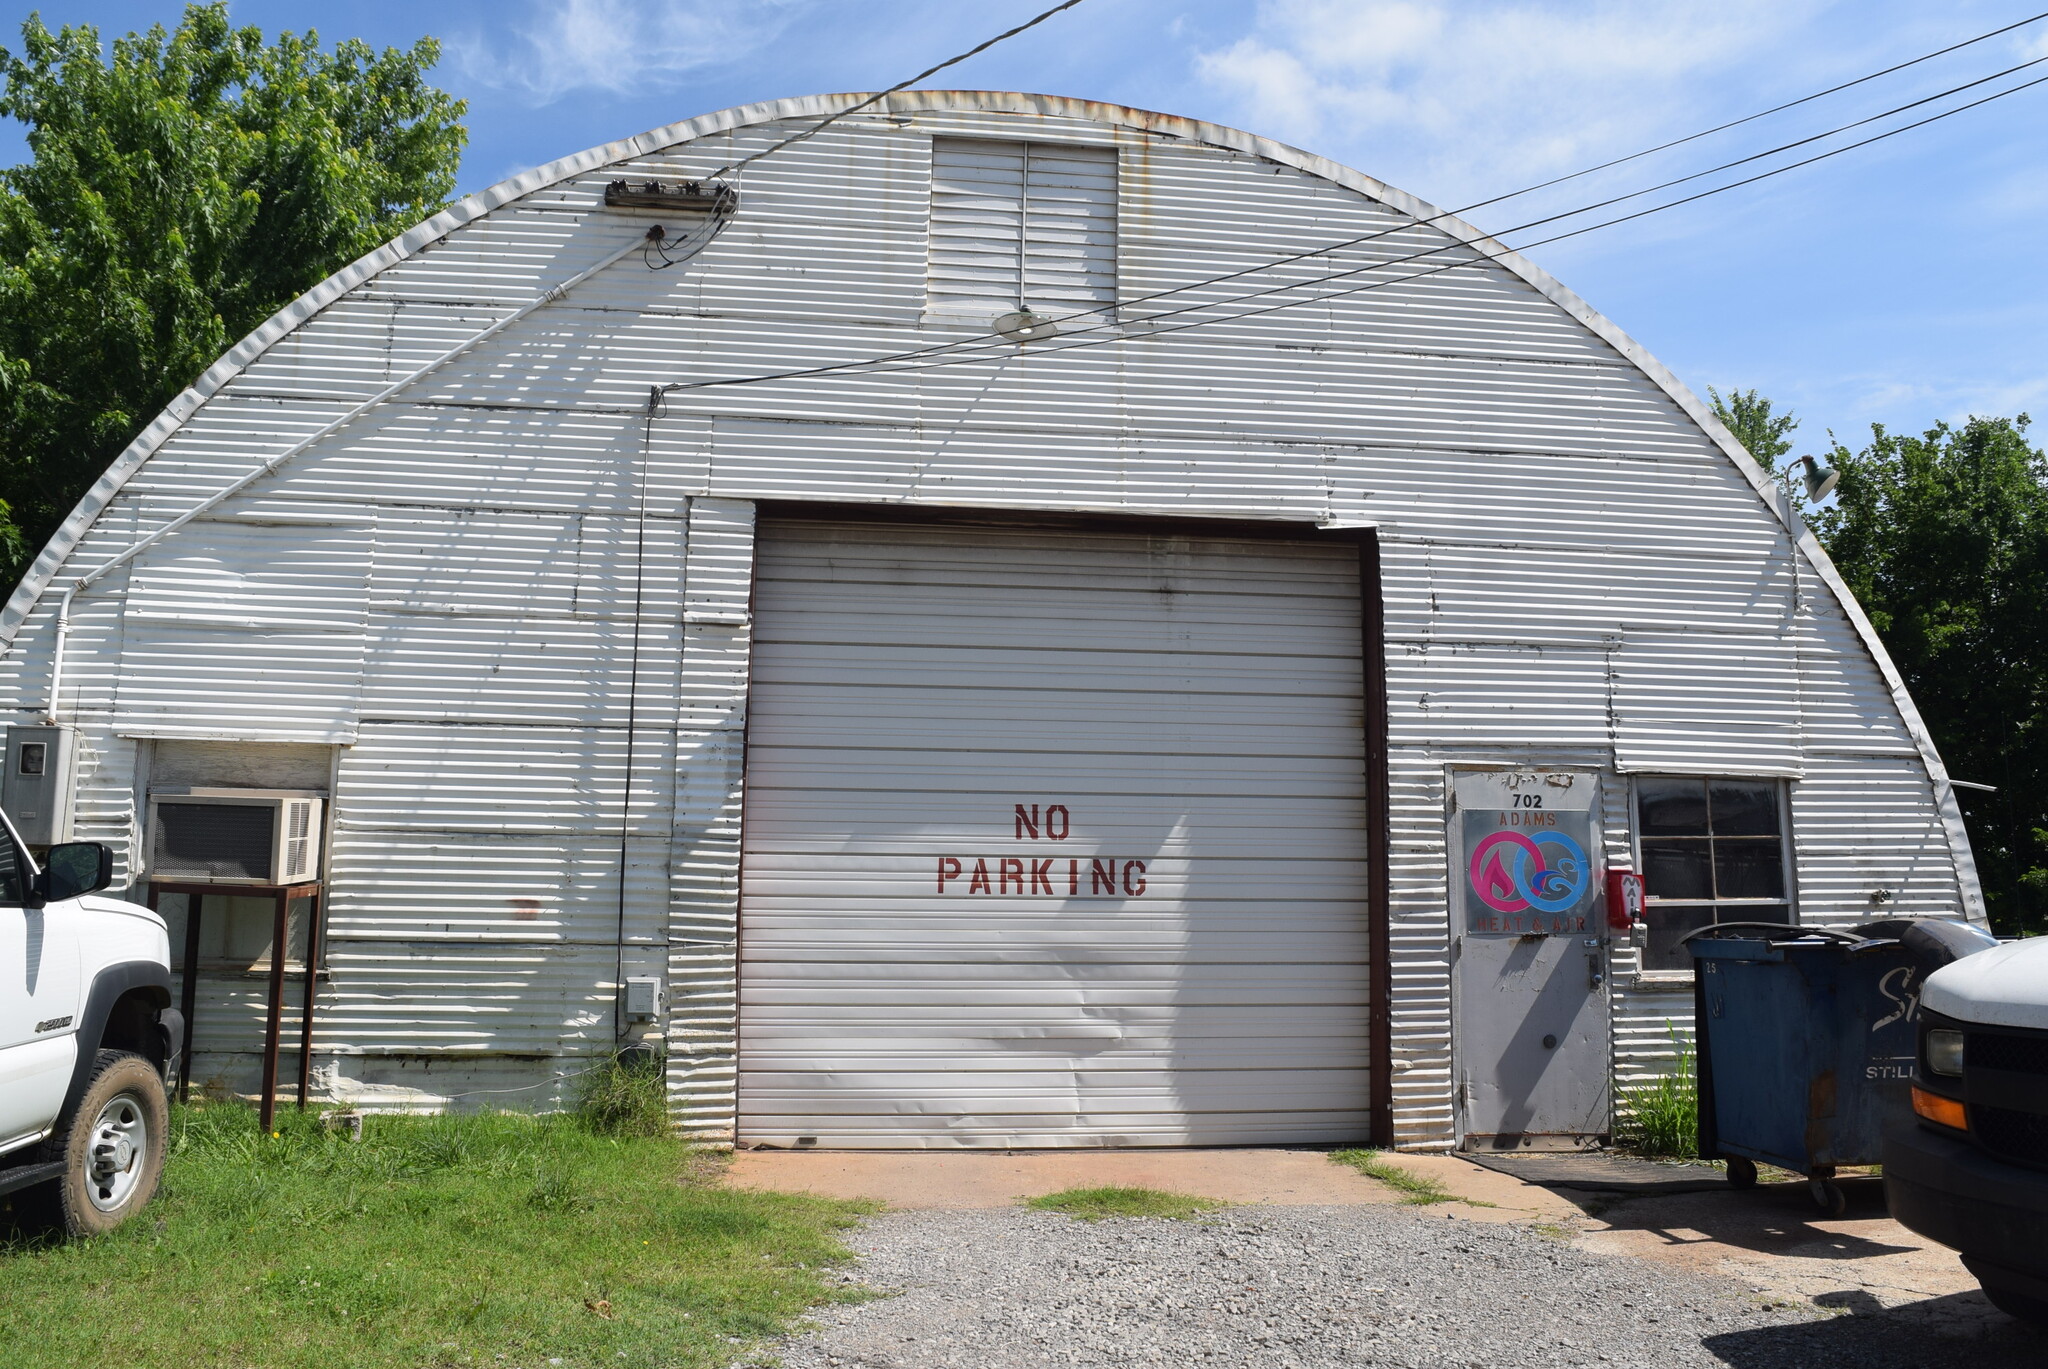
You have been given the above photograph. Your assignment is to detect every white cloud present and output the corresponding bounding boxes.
[453,0,812,103]
[1192,0,1823,211]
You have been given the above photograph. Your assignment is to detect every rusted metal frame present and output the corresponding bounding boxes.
[148,882,204,1104]
[296,888,323,1109]
[260,890,289,1132]
[1356,533,1395,1147]
[147,878,322,1128]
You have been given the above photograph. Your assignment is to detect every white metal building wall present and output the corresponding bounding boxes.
[0,93,1980,1141]
[737,517,1371,1146]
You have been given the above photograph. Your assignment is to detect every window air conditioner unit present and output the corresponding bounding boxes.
[147,788,324,884]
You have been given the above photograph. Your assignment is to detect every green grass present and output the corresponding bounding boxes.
[1616,1033,1700,1160]
[0,1098,867,1369]
[1329,1149,1460,1205]
[1025,1186,1226,1221]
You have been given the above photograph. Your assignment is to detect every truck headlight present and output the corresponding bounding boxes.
[1925,1028,1965,1078]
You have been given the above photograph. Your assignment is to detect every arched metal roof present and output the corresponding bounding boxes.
[0,89,1978,916]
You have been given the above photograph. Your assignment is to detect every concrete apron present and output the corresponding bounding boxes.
[726,1149,1986,1318]
[729,1148,1581,1220]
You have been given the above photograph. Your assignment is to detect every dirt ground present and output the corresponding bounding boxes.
[727,1147,1997,1325]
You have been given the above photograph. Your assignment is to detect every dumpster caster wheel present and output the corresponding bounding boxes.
[1809,1178,1847,1218]
[1725,1157,1758,1190]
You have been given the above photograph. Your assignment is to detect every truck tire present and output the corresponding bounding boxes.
[45,1051,168,1237]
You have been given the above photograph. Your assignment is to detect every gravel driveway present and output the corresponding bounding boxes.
[759,1204,2048,1369]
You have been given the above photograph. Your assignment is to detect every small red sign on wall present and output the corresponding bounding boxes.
[1606,869,1645,931]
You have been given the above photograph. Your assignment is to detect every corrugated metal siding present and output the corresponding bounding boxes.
[666,497,755,1138]
[736,518,1370,1147]
[0,95,1974,1144]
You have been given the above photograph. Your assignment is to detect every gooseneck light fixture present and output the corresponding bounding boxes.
[1792,453,1840,502]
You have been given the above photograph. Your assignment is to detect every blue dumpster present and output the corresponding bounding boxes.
[1686,919,1995,1214]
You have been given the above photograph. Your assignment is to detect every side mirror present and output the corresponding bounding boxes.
[33,841,115,904]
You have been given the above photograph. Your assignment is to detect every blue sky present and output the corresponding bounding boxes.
[6,0,2048,457]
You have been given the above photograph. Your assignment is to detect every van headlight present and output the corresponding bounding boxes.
[1925,1028,1965,1078]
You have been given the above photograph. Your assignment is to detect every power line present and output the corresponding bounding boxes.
[655,18,2048,395]
[658,64,2048,392]
[1082,68,2048,366]
[1459,8,2048,220]
[703,0,1092,180]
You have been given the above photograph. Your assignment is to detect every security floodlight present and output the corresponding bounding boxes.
[994,310,1058,343]
[1795,454,1839,502]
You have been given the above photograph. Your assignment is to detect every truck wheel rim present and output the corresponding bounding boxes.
[85,1092,149,1212]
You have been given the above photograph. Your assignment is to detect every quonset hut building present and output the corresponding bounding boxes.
[0,93,1982,1150]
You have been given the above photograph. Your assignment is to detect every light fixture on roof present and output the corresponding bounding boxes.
[604,179,738,215]
[994,309,1058,343]
[1793,454,1840,502]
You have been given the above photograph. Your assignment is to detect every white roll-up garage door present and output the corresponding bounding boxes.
[738,516,1372,1147]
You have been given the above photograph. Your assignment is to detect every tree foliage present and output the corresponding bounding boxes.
[0,2,465,584]
[1709,386,1799,471]
[1812,415,2048,935]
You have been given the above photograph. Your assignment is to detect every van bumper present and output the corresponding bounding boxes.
[1884,1116,2048,1297]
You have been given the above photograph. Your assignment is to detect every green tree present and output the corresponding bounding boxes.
[1814,415,2048,936]
[0,3,465,584]
[1710,386,1799,471]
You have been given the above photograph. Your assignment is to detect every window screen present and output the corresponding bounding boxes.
[929,138,1117,315]
[1635,777,1790,971]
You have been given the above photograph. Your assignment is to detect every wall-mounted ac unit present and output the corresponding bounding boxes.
[147,788,324,884]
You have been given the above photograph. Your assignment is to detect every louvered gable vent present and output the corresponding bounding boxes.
[928,138,1117,317]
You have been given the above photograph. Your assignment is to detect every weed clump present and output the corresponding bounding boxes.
[576,1049,671,1137]
[1329,1149,1457,1204]
[1616,1034,1699,1160]
[1026,1186,1226,1221]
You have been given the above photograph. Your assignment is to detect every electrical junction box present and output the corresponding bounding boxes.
[3,725,77,846]
[623,976,666,1021]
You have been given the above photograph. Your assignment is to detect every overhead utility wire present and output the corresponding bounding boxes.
[1461,8,2048,217]
[703,0,1091,179]
[660,23,2048,390]
[656,55,2048,394]
[1056,68,2048,368]
[806,67,2048,383]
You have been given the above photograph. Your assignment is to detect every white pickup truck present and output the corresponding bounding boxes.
[0,810,180,1235]
[1885,935,2048,1327]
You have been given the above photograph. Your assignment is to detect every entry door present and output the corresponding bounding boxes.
[1450,770,1611,1150]
[738,517,1373,1148]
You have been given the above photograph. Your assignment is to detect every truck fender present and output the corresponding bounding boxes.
[56,961,173,1126]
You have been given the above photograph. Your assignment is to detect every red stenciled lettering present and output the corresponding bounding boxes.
[937,856,962,892]
[1045,804,1070,840]
[969,858,991,895]
[1123,859,1148,896]
[999,858,1025,894]
[1030,859,1054,894]
[1015,804,1040,839]
[1068,859,1079,896]
[1091,859,1119,895]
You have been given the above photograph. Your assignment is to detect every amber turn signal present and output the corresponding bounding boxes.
[1911,1085,1968,1131]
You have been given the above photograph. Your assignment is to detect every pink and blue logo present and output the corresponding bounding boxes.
[1468,829,1591,916]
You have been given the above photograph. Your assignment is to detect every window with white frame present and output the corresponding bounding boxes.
[1635,777,1792,972]
[928,138,1117,316]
